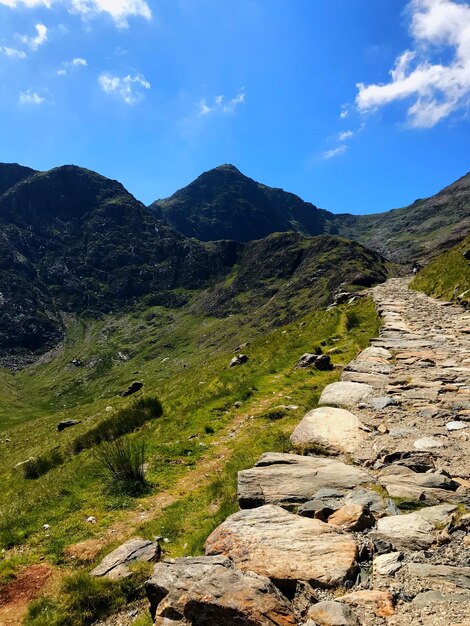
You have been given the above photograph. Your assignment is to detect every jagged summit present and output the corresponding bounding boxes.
[150,164,331,243]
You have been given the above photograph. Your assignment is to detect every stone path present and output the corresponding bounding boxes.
[113,278,470,625]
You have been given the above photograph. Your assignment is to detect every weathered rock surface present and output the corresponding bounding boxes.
[145,556,298,626]
[296,353,331,370]
[319,382,373,408]
[290,407,366,455]
[230,353,249,367]
[407,564,470,589]
[307,601,360,626]
[339,590,395,617]
[370,504,457,550]
[238,453,371,509]
[204,504,358,589]
[91,538,160,579]
[373,552,403,576]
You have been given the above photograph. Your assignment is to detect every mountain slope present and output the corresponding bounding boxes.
[150,164,332,242]
[333,171,470,263]
[150,165,470,263]
[0,162,36,196]
[0,165,239,362]
[410,233,470,305]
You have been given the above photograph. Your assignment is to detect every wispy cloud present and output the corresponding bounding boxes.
[338,130,354,141]
[57,56,87,75]
[322,145,348,160]
[339,105,349,119]
[19,89,45,105]
[0,46,27,58]
[98,72,150,104]
[0,0,152,28]
[356,0,470,128]
[19,23,48,51]
[197,89,246,116]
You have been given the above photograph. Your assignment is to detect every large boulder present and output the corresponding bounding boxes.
[318,382,373,408]
[378,465,460,503]
[205,504,358,590]
[91,538,160,579]
[290,407,366,455]
[238,453,372,509]
[145,556,298,625]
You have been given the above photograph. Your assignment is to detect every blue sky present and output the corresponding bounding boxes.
[0,0,469,214]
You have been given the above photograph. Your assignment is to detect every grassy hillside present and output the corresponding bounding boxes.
[0,291,379,625]
[410,234,470,305]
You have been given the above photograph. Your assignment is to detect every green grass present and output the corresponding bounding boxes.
[411,234,470,304]
[0,294,379,625]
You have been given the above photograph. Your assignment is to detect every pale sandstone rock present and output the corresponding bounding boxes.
[318,382,374,408]
[307,600,359,626]
[238,453,371,509]
[339,590,395,617]
[205,504,358,588]
[290,407,366,455]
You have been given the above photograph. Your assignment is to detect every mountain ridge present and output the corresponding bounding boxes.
[150,164,470,262]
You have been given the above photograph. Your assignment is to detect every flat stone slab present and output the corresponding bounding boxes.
[145,556,298,626]
[307,601,359,626]
[290,407,366,455]
[370,504,457,550]
[341,371,389,387]
[91,538,160,579]
[319,382,373,408]
[238,453,372,509]
[378,465,459,503]
[407,564,470,590]
[205,504,358,588]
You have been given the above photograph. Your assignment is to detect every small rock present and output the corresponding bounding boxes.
[328,504,375,531]
[86,516,96,524]
[91,538,161,579]
[120,381,144,397]
[307,600,359,626]
[57,419,80,432]
[339,590,395,617]
[230,354,249,367]
[373,552,402,576]
[377,423,388,434]
[370,396,399,410]
[446,421,469,431]
[414,436,445,450]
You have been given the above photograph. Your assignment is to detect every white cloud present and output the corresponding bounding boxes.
[339,105,349,119]
[322,145,348,160]
[338,130,354,141]
[198,89,246,116]
[19,89,45,104]
[0,0,51,6]
[356,0,470,128]
[99,72,150,104]
[70,0,151,27]
[0,46,27,58]
[58,56,87,74]
[0,0,151,27]
[71,56,87,66]
[20,23,48,51]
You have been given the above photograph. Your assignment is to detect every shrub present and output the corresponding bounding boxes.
[95,438,147,495]
[22,449,63,480]
[72,396,162,454]
[345,310,360,331]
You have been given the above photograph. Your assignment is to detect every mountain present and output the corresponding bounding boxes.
[0,164,239,362]
[0,163,390,365]
[0,162,36,196]
[150,165,470,263]
[334,171,470,263]
[150,164,332,242]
